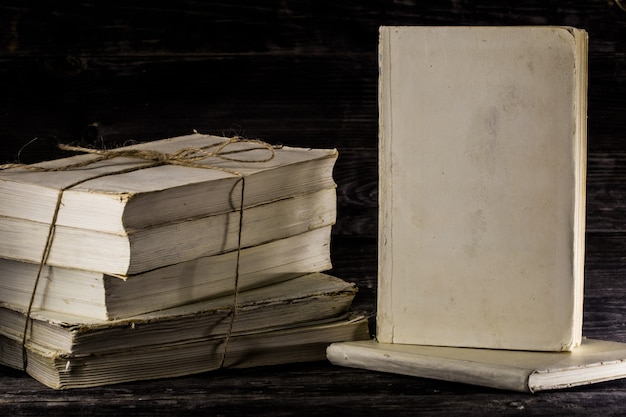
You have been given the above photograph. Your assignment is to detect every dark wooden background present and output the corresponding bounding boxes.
[1,1,626,415]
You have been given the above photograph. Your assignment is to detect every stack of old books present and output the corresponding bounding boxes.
[0,133,369,389]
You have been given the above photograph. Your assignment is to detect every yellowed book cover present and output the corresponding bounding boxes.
[328,339,626,393]
[377,26,588,351]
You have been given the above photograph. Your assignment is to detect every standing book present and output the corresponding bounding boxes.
[377,26,588,351]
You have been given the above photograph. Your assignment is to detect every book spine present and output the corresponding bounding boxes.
[376,26,395,344]
[572,28,589,349]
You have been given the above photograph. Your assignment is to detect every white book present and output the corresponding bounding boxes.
[0,272,370,389]
[1,316,370,390]
[1,272,358,355]
[0,187,336,275]
[377,26,588,351]
[327,339,626,393]
[0,133,338,233]
[0,227,332,320]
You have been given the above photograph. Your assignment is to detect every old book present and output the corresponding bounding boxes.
[0,273,370,389]
[377,26,588,351]
[0,272,358,354]
[327,339,626,393]
[2,315,369,390]
[0,226,332,320]
[0,187,335,275]
[0,133,338,233]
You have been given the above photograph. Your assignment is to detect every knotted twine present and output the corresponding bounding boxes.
[1,136,276,371]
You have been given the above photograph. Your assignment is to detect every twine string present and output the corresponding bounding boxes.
[13,136,274,371]
[218,176,245,369]
[21,190,63,371]
[1,137,276,173]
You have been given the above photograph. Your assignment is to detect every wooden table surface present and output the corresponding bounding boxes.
[1,1,626,415]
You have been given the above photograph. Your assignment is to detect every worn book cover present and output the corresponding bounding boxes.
[327,339,626,393]
[377,26,588,351]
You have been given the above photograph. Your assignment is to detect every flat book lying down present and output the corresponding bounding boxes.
[0,187,336,276]
[0,133,337,233]
[377,26,588,351]
[0,272,370,389]
[0,226,332,319]
[4,316,369,390]
[327,339,626,393]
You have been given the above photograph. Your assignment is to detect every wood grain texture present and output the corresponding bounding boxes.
[0,0,625,414]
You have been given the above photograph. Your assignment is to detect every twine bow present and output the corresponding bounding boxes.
[1,137,276,173]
